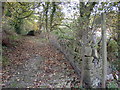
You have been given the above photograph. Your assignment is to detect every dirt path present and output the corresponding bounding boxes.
[2,36,80,88]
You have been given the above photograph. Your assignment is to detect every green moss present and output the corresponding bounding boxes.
[10,82,18,88]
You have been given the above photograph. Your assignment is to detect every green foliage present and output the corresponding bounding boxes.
[9,34,20,41]
[52,28,74,40]
[112,59,120,71]
[108,40,118,52]
[107,40,120,71]
[2,16,15,32]
[22,17,39,33]
[5,9,12,17]
[107,81,118,88]
[4,2,36,34]
[14,18,23,34]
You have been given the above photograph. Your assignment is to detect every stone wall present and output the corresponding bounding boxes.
[49,35,81,78]
[84,46,102,87]
[49,34,103,88]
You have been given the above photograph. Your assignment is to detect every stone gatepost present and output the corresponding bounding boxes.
[84,45,102,88]
[84,46,94,86]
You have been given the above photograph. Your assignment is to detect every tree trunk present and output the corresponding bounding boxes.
[118,4,120,63]
[78,2,96,87]
[50,2,56,31]
[80,35,86,87]
[44,2,50,39]
[101,12,107,88]
[0,2,4,17]
[0,2,2,45]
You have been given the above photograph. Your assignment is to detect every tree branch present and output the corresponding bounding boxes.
[17,11,33,19]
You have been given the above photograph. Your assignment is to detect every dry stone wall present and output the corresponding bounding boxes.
[84,46,102,87]
[49,34,103,88]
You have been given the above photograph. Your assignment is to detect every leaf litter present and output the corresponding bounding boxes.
[2,36,81,88]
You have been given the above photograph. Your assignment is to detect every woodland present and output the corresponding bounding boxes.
[1,1,120,88]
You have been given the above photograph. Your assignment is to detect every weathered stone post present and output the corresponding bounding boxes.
[84,46,93,87]
[84,34,102,88]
